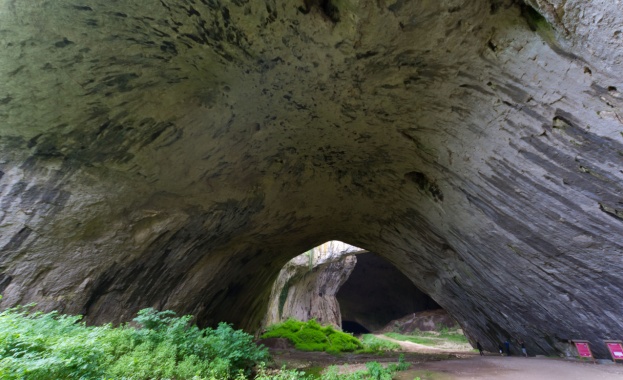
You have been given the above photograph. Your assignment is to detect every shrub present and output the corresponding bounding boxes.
[261,319,363,353]
[254,363,314,380]
[294,328,329,351]
[320,357,409,380]
[365,362,393,380]
[0,304,269,379]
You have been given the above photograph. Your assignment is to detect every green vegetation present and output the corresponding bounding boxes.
[321,355,410,380]
[261,319,362,353]
[359,334,401,353]
[0,298,413,380]
[277,279,292,319]
[0,303,268,379]
[255,355,410,380]
[385,332,436,345]
[436,327,468,344]
[385,327,467,348]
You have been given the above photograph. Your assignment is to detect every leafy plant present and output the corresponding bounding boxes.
[0,304,269,379]
[262,319,363,353]
[254,362,313,380]
[320,357,409,380]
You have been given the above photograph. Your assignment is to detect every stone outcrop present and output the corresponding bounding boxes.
[1,0,623,358]
[377,310,458,334]
[337,252,440,332]
[262,243,358,329]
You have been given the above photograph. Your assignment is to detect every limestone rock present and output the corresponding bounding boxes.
[377,310,458,334]
[262,243,359,329]
[1,0,623,358]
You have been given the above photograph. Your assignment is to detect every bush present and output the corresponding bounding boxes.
[261,319,363,353]
[294,328,329,351]
[320,356,409,380]
[0,304,269,379]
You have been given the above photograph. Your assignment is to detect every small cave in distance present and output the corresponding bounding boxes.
[337,252,442,333]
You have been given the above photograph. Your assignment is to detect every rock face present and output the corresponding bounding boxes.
[337,252,440,332]
[1,0,623,358]
[262,243,358,329]
[377,310,458,334]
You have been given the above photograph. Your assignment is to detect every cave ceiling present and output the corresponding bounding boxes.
[1,0,622,356]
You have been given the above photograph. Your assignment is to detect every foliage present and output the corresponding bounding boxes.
[358,335,400,353]
[254,362,313,380]
[321,355,409,380]
[0,305,269,379]
[262,319,362,353]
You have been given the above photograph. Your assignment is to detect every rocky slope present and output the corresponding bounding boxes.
[377,310,458,334]
[1,0,622,358]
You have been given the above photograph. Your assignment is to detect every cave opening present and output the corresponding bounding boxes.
[263,241,452,337]
[336,252,444,334]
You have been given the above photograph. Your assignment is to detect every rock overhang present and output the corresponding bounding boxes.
[0,0,622,357]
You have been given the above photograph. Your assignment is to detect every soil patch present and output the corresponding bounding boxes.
[269,347,461,372]
[269,346,623,379]
[393,356,623,380]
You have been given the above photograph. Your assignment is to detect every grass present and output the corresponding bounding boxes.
[386,332,437,345]
[385,327,468,348]
[261,319,362,353]
[436,328,468,344]
[359,334,401,353]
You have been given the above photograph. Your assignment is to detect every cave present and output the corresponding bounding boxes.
[1,0,623,359]
[341,320,370,335]
[337,252,441,333]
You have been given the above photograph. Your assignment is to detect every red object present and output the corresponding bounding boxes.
[574,341,592,358]
[606,341,623,361]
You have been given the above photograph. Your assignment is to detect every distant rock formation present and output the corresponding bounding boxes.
[377,310,458,334]
[262,243,358,329]
[263,248,440,332]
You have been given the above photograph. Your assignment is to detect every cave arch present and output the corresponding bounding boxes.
[0,0,622,359]
[261,242,454,338]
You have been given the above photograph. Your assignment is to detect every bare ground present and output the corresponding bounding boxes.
[269,336,623,379]
[394,356,623,380]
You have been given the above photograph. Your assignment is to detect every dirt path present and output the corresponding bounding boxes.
[394,356,623,380]
[373,334,448,353]
[269,339,623,379]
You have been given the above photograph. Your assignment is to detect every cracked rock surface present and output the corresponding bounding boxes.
[1,0,622,357]
[262,245,358,330]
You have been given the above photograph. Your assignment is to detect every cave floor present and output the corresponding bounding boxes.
[394,356,623,380]
[269,349,623,379]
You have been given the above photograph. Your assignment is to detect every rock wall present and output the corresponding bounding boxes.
[1,0,623,358]
[377,309,458,334]
[262,246,357,329]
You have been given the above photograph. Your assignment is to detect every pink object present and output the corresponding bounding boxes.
[574,342,592,358]
[606,341,623,361]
